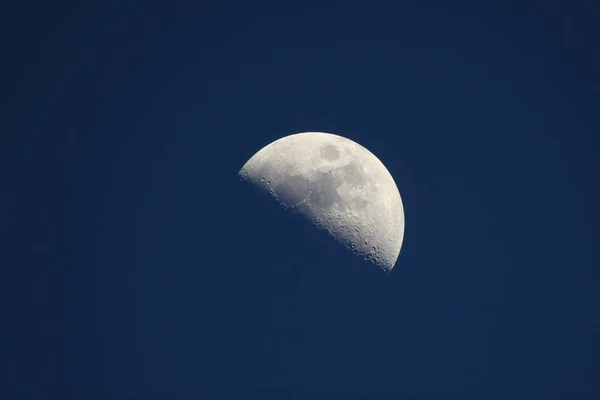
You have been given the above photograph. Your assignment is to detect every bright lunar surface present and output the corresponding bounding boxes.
[239,132,405,272]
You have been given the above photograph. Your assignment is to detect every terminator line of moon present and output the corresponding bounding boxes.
[239,132,405,272]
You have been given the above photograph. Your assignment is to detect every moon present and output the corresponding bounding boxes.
[239,132,405,272]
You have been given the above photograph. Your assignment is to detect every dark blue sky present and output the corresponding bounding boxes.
[1,0,599,398]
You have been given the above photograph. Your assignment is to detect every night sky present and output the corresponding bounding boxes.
[1,1,599,398]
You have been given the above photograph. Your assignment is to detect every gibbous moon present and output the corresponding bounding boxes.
[239,132,405,272]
